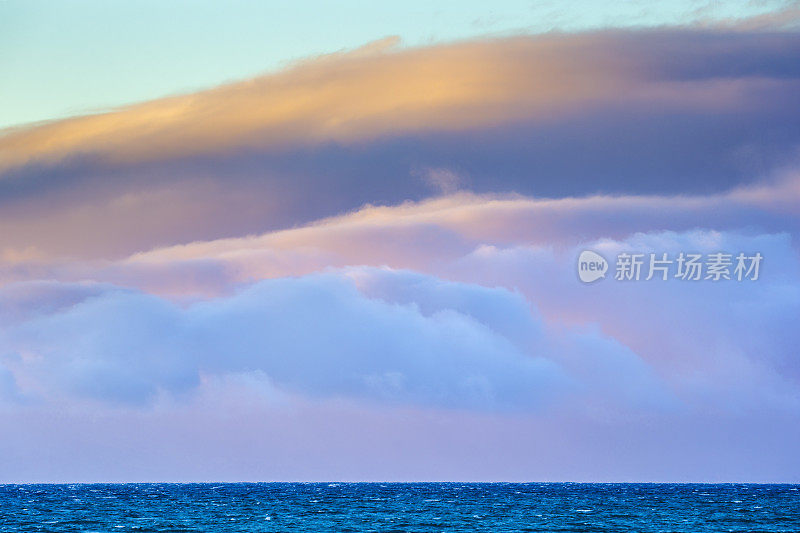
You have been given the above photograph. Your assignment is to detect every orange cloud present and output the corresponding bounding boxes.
[0,32,730,170]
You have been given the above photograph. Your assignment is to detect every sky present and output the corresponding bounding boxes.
[0,2,800,482]
[1,0,796,129]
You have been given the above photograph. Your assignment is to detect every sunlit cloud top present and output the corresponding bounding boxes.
[3,0,797,129]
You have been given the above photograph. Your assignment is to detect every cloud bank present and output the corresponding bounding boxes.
[2,219,798,481]
[1,25,799,481]
[1,29,799,258]
[2,270,672,413]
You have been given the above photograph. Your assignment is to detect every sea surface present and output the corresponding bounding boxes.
[0,483,798,532]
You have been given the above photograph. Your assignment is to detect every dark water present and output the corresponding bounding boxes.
[0,483,798,532]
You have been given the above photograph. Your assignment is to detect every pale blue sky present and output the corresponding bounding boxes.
[0,0,790,129]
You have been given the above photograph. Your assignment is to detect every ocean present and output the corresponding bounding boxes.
[0,483,798,532]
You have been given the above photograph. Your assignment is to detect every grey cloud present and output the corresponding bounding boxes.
[0,270,672,412]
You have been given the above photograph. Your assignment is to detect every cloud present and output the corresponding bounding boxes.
[2,28,796,171]
[416,167,463,195]
[84,171,794,297]
[462,232,800,411]
[705,1,800,31]
[1,253,797,481]
[2,218,799,418]
[0,33,630,169]
[0,191,797,483]
[0,29,798,258]
[0,269,681,413]
[1,25,799,482]
[0,167,796,417]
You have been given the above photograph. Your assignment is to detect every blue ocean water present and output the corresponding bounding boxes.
[0,483,798,532]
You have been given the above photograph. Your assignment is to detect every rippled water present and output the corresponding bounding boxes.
[0,483,798,532]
